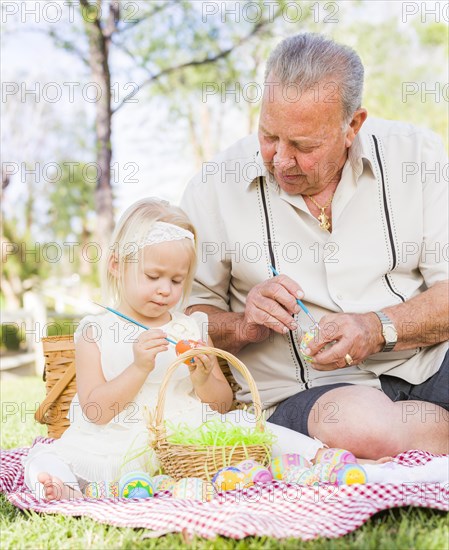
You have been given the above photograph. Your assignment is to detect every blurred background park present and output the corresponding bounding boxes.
[1,0,448,375]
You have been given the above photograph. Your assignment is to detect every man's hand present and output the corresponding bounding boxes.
[243,274,304,340]
[305,312,384,370]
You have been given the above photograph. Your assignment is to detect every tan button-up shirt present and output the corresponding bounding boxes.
[181,117,449,409]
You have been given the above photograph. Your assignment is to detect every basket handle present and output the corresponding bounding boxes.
[153,346,264,432]
[34,363,76,424]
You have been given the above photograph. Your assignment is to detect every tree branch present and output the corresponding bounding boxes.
[80,0,103,37]
[112,17,273,114]
[104,0,120,39]
[116,0,178,34]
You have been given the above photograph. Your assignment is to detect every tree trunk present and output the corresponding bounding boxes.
[80,0,115,254]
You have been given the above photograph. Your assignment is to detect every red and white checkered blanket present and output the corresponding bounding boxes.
[1,438,448,540]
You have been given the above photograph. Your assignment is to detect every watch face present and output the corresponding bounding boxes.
[384,325,398,342]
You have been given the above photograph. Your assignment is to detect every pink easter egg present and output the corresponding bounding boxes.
[246,465,273,485]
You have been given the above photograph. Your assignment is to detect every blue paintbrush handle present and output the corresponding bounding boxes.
[92,302,178,345]
[268,266,319,327]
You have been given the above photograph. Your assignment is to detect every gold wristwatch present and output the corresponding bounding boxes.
[373,311,398,352]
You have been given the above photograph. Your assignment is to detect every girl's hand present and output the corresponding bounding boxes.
[132,329,168,373]
[188,353,214,386]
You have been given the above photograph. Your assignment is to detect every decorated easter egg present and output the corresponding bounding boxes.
[245,465,273,486]
[212,467,246,492]
[311,463,334,483]
[283,466,310,484]
[329,463,367,485]
[298,468,320,485]
[271,454,312,480]
[152,474,175,493]
[172,477,214,501]
[298,469,320,486]
[284,466,319,486]
[236,459,260,473]
[314,448,357,466]
[236,460,264,486]
[83,481,119,499]
[299,331,315,361]
[175,339,203,364]
[119,471,154,499]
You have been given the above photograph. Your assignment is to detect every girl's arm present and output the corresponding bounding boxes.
[189,336,234,414]
[75,326,168,424]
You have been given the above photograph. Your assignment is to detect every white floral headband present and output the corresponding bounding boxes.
[135,221,195,248]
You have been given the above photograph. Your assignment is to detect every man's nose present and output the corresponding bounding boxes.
[274,143,296,170]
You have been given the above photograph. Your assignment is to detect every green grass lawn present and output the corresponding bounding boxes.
[1,376,448,549]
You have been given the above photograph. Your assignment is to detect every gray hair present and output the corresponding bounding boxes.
[265,33,364,123]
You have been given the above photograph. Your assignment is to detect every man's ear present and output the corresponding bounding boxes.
[108,255,120,278]
[345,108,368,147]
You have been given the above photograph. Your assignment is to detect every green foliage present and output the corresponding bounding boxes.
[44,161,99,286]
[332,17,448,148]
[415,22,449,48]
[1,219,51,304]
[47,162,95,241]
[45,317,80,337]
[0,324,24,351]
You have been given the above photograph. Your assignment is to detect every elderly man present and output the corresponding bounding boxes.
[181,33,448,459]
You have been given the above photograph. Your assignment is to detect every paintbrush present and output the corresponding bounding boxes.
[91,301,178,345]
[269,266,320,329]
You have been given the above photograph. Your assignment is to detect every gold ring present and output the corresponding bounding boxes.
[344,353,354,366]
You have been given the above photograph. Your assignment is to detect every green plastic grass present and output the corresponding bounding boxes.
[165,418,276,448]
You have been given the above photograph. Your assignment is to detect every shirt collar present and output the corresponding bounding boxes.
[347,126,376,179]
[246,146,279,191]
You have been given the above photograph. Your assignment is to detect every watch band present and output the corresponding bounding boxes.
[373,311,397,352]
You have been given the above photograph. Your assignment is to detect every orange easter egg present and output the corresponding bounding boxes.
[175,339,202,365]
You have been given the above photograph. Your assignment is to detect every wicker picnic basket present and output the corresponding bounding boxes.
[34,335,77,439]
[149,346,271,481]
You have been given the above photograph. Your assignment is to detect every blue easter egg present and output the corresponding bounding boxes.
[119,471,154,499]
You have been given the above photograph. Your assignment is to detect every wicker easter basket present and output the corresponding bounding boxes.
[149,346,271,481]
[34,335,77,439]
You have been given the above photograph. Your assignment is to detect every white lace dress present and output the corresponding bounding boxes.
[23,310,209,483]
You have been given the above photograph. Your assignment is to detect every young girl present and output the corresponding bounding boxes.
[24,198,322,500]
[23,199,447,500]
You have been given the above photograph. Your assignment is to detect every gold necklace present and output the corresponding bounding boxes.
[307,193,334,231]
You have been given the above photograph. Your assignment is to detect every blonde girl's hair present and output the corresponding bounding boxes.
[102,198,197,307]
